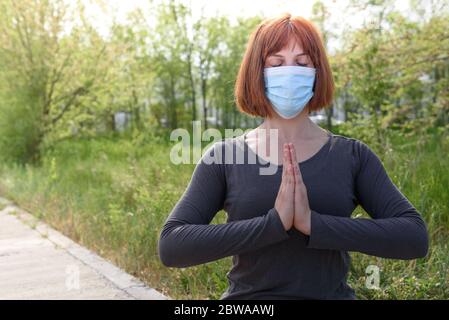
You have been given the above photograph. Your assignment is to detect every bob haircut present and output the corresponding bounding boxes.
[235,13,334,118]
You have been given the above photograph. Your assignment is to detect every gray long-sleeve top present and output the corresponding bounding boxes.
[158,132,429,299]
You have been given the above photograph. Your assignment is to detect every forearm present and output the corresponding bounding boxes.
[159,207,289,267]
[306,210,429,260]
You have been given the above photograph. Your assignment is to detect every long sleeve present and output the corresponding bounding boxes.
[307,139,429,260]
[158,141,289,268]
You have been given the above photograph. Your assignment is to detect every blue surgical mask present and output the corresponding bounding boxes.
[264,65,316,119]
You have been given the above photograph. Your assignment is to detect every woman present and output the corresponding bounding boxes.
[158,13,428,300]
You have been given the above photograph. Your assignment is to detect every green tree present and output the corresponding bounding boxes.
[0,0,114,163]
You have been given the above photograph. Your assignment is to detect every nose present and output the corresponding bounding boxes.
[283,57,297,66]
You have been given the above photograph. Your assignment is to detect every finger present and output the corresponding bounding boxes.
[289,143,303,184]
[286,145,296,188]
[287,163,294,189]
[281,144,287,181]
[289,143,298,165]
[281,143,289,181]
[286,142,293,166]
[288,143,298,185]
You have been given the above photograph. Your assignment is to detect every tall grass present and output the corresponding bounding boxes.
[0,128,447,299]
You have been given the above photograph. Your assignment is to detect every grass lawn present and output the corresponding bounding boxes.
[0,128,447,299]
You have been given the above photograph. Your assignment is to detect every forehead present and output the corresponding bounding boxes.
[279,38,303,52]
[265,26,308,58]
[269,38,305,56]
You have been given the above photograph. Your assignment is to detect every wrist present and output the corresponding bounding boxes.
[302,209,311,235]
[295,209,311,235]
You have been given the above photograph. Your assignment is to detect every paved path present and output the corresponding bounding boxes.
[0,197,169,300]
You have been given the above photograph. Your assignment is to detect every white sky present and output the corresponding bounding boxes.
[84,0,319,21]
[81,0,415,52]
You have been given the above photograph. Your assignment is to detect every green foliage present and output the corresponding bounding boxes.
[0,0,448,300]
[0,94,43,164]
[0,128,447,299]
[1,0,448,164]
[0,0,129,164]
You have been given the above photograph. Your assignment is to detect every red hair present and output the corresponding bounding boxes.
[235,13,334,118]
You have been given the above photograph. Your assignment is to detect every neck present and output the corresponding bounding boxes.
[259,109,320,142]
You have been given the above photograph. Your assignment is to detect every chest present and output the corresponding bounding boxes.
[223,159,358,221]
[246,138,328,166]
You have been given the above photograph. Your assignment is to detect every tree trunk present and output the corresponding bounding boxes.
[202,78,208,130]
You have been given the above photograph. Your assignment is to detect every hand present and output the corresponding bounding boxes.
[274,143,295,231]
[288,143,312,235]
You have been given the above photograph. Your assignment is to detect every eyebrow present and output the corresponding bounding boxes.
[270,53,307,58]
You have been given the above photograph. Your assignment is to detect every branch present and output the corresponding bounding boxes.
[47,86,88,130]
[10,0,34,65]
[44,51,73,114]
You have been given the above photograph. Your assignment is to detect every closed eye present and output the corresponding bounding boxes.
[270,62,308,67]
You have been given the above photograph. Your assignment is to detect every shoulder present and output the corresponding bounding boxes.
[330,133,374,156]
[329,133,382,173]
[201,135,244,165]
[197,136,246,186]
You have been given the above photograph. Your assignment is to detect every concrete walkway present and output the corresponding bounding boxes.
[0,197,169,300]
